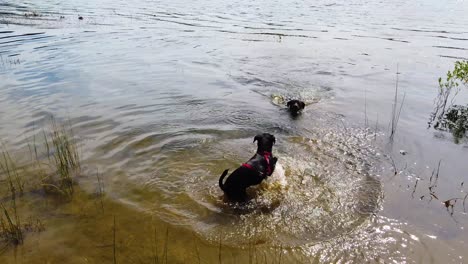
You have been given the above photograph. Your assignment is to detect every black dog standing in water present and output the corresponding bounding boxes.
[286,100,305,116]
[219,133,278,202]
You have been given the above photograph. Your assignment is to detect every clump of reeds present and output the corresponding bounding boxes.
[0,117,80,248]
[0,148,25,198]
[0,202,23,245]
[39,118,81,197]
[0,201,45,247]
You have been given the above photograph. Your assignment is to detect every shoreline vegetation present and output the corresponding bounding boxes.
[429,60,468,143]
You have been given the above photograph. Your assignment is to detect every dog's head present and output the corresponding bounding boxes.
[253,133,276,153]
[287,100,305,114]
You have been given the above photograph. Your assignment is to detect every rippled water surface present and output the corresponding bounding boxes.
[1,0,468,263]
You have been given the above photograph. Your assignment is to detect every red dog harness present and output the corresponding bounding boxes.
[242,151,272,176]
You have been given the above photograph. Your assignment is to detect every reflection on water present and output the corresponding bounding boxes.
[1,0,468,263]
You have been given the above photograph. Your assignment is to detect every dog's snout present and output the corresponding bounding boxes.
[290,104,300,112]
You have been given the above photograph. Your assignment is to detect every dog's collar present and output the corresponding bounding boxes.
[242,151,273,176]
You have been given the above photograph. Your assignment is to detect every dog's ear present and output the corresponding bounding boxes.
[253,134,263,143]
[286,101,292,107]
[300,101,305,109]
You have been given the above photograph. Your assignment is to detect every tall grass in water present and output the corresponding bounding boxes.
[113,215,117,264]
[389,65,406,141]
[0,201,23,246]
[0,117,79,248]
[41,118,81,197]
[0,145,32,247]
[96,169,105,212]
[0,148,25,197]
[0,147,25,245]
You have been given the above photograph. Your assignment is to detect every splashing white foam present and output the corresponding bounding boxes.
[267,162,287,186]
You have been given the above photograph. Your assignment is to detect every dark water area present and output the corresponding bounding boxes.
[1,0,468,263]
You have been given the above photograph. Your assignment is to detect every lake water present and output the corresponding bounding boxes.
[1,0,468,263]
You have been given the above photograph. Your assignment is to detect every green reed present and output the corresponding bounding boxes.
[0,148,24,198]
[40,118,81,197]
[0,200,23,246]
[389,65,405,141]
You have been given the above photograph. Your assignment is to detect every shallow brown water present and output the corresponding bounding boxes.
[1,0,468,263]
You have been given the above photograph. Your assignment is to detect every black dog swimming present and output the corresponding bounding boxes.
[286,100,305,115]
[218,133,278,202]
